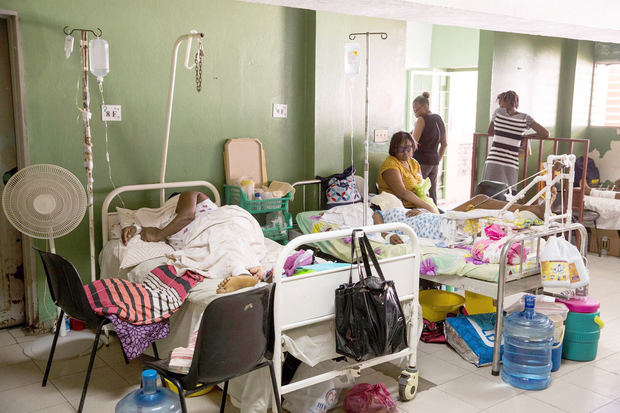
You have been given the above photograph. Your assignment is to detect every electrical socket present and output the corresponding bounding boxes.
[272,104,287,118]
[374,129,389,143]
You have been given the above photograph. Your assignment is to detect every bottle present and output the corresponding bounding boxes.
[600,236,608,256]
[254,191,262,211]
[501,295,554,390]
[240,179,254,201]
[89,38,110,82]
[115,369,182,413]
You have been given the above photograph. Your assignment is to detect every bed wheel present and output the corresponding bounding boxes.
[398,367,418,401]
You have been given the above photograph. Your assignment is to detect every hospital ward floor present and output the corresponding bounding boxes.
[1,254,620,413]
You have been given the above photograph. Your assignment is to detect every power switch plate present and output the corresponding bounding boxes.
[272,104,287,118]
[101,105,121,121]
[374,129,389,143]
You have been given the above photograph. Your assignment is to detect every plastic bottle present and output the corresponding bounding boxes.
[115,369,182,413]
[240,179,254,201]
[501,295,554,390]
[89,38,110,82]
[600,236,608,256]
[254,191,262,211]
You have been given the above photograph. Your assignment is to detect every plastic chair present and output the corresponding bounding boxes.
[35,249,159,413]
[474,180,509,200]
[144,284,282,413]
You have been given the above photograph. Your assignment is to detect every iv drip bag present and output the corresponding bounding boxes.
[344,43,360,77]
[89,38,109,82]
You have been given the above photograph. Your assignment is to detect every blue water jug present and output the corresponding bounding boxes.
[501,295,554,390]
[115,369,182,413]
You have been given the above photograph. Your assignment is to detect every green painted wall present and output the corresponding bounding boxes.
[314,12,406,190]
[430,25,479,69]
[4,0,315,325]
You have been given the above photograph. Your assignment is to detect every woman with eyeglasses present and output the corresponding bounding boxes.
[377,131,438,213]
[411,92,447,205]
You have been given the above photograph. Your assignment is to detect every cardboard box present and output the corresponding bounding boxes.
[588,228,620,257]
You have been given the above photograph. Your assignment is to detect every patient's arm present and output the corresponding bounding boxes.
[372,211,403,244]
[140,191,207,242]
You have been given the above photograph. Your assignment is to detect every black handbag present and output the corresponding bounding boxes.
[335,229,409,361]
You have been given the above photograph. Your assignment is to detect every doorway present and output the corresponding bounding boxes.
[406,69,478,209]
[0,10,35,328]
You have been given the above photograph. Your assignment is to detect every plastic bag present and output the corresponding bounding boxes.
[282,360,354,413]
[540,236,589,288]
[343,383,397,413]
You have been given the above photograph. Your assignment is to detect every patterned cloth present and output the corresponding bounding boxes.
[107,315,170,360]
[85,265,202,325]
[382,208,451,244]
[85,265,202,359]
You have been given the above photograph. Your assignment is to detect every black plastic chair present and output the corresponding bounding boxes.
[144,284,282,413]
[474,180,510,200]
[35,249,159,413]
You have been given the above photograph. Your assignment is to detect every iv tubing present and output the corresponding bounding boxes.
[160,32,204,206]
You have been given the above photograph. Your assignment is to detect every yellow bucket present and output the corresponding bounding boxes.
[164,379,214,398]
[419,290,465,322]
[465,291,496,315]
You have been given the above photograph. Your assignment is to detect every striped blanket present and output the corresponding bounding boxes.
[85,265,202,325]
[85,265,203,359]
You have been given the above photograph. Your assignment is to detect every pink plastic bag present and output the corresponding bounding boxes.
[343,383,397,413]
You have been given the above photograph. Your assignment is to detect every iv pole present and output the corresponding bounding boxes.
[64,26,102,283]
[159,31,204,205]
[348,32,388,226]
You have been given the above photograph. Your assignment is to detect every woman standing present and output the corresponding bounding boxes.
[482,90,549,191]
[411,92,447,205]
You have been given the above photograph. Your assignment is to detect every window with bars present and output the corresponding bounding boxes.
[590,63,620,127]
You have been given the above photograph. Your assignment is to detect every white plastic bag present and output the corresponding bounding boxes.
[540,236,589,288]
[283,360,355,413]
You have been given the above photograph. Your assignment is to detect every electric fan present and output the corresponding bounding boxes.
[2,164,97,360]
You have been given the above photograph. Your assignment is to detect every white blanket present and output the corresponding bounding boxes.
[167,205,267,278]
[584,195,620,230]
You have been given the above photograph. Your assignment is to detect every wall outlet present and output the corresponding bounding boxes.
[101,105,121,121]
[374,129,389,143]
[272,103,287,118]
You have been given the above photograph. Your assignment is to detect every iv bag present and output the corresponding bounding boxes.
[344,43,361,77]
[89,38,109,82]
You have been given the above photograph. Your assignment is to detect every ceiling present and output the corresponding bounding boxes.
[240,0,620,43]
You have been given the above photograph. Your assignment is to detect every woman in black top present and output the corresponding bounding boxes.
[411,91,447,204]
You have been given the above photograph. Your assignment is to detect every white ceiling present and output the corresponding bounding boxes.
[241,0,620,43]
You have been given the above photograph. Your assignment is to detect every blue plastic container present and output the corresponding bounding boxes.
[551,341,563,372]
[501,295,554,390]
[115,369,182,413]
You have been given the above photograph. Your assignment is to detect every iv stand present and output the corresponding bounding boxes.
[64,26,102,283]
[348,32,388,226]
[159,31,205,206]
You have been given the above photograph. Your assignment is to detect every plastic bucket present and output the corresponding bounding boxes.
[465,291,495,315]
[419,290,465,322]
[551,325,565,372]
[562,311,603,361]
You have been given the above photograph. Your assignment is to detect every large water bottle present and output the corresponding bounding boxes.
[115,369,182,413]
[501,295,554,390]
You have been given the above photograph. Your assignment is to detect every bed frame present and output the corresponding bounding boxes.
[100,181,423,405]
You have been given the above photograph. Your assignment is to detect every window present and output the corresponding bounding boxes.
[590,63,620,127]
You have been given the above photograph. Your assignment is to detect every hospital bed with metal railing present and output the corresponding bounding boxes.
[99,180,423,407]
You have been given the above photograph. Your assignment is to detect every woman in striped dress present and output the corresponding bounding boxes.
[482,91,549,191]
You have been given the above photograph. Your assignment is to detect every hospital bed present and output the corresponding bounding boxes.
[292,154,589,375]
[99,180,423,408]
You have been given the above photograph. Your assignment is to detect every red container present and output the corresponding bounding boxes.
[69,318,86,331]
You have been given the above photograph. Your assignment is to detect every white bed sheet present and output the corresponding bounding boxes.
[584,195,620,230]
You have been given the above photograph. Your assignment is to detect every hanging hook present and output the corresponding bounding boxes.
[63,26,103,38]
[348,32,388,40]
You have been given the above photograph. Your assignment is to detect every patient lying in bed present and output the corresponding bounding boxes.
[120,191,267,293]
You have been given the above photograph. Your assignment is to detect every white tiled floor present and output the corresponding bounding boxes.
[0,253,619,412]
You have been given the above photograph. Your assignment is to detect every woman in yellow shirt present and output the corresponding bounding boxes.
[377,131,438,212]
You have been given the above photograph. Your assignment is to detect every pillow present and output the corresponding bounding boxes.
[118,237,174,269]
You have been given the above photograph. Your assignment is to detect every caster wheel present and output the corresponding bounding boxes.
[398,367,418,401]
